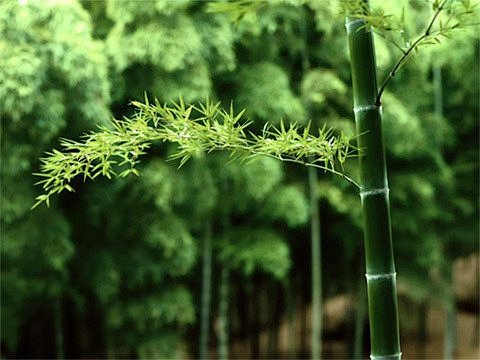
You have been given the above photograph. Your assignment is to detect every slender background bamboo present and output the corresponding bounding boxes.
[309,166,322,359]
[432,65,457,359]
[302,9,323,358]
[217,266,229,359]
[199,221,213,359]
[54,297,64,360]
[218,182,230,360]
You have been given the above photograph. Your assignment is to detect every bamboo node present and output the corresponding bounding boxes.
[370,352,402,360]
[353,104,381,114]
[345,18,367,31]
[365,272,396,281]
[360,187,389,198]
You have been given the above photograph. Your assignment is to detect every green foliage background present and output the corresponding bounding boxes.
[1,0,478,358]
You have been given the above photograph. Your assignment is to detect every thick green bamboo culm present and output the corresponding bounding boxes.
[345,3,401,359]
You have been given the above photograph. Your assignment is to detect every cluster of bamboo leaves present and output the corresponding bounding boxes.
[33,97,358,207]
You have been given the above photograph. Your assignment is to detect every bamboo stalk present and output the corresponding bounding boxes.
[218,266,229,360]
[199,221,213,360]
[416,301,428,358]
[286,278,297,359]
[443,264,456,359]
[249,277,261,357]
[345,2,401,358]
[267,282,280,356]
[433,65,457,359]
[217,185,230,360]
[309,166,322,360]
[302,8,323,358]
[54,296,65,360]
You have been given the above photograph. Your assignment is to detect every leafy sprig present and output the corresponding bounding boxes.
[33,98,359,208]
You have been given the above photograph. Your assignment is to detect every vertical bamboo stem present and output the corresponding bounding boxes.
[472,258,479,348]
[300,287,308,357]
[309,166,322,360]
[249,277,261,358]
[443,264,456,359]
[54,296,65,360]
[302,8,323,358]
[433,65,457,359]
[417,301,428,358]
[345,3,401,359]
[200,221,212,359]
[286,278,297,358]
[218,266,230,360]
[218,180,230,360]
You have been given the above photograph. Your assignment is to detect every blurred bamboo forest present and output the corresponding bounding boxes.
[1,0,478,359]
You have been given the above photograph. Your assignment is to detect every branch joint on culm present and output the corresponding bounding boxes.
[365,273,397,281]
[353,104,381,114]
[370,352,402,360]
[345,18,367,32]
[360,187,389,198]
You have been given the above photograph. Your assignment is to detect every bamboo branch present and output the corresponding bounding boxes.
[375,0,448,105]
[33,98,360,208]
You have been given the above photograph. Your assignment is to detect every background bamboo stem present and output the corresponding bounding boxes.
[218,183,230,360]
[199,221,213,359]
[309,166,322,360]
[302,9,323,358]
[218,266,229,360]
[54,296,64,360]
[443,263,457,359]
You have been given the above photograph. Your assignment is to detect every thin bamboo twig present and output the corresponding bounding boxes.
[375,0,448,105]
